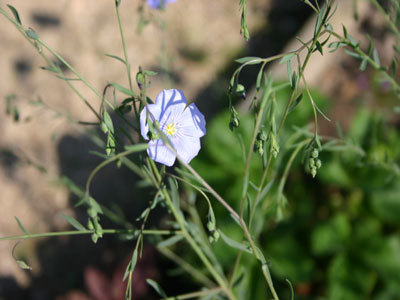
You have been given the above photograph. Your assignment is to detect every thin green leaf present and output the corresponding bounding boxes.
[256,69,263,91]
[144,70,157,76]
[124,144,149,152]
[288,94,303,113]
[146,279,167,298]
[314,5,326,36]
[61,214,86,231]
[14,217,29,234]
[279,53,295,64]
[347,34,359,47]
[7,5,22,25]
[314,41,323,55]
[360,58,368,71]
[342,24,348,38]
[235,56,262,64]
[344,49,363,60]
[103,110,114,132]
[373,48,381,67]
[55,75,81,81]
[157,235,184,248]
[16,260,32,270]
[123,249,138,281]
[40,65,59,73]
[218,230,251,254]
[110,82,136,97]
[286,279,294,300]
[105,53,126,64]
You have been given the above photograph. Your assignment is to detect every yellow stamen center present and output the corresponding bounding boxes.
[166,123,177,136]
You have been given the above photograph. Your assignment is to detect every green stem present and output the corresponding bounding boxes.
[161,188,236,300]
[0,229,182,241]
[370,0,400,39]
[163,287,223,300]
[85,145,147,195]
[39,39,114,109]
[158,247,215,288]
[328,30,400,93]
[0,7,102,120]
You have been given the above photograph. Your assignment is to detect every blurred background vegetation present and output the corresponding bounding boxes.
[0,0,399,299]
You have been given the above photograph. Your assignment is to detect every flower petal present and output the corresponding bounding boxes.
[155,89,187,126]
[148,139,176,166]
[178,103,206,138]
[171,135,201,164]
[140,104,162,140]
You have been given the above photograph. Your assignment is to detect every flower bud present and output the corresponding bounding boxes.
[312,149,319,158]
[315,159,322,169]
[311,167,317,178]
[213,230,220,242]
[235,84,246,100]
[309,158,315,168]
[87,208,97,218]
[136,69,145,90]
[91,233,99,244]
[87,219,94,230]
[270,134,280,158]
[207,221,216,233]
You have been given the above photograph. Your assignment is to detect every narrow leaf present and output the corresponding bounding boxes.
[105,53,126,64]
[288,94,303,113]
[14,217,29,234]
[124,144,149,152]
[16,260,32,270]
[256,69,263,91]
[157,235,184,248]
[144,70,157,76]
[373,48,381,67]
[146,279,167,298]
[235,56,262,64]
[218,230,251,254]
[279,53,295,64]
[344,49,363,60]
[110,82,136,97]
[7,5,22,25]
[359,59,368,71]
[61,214,86,231]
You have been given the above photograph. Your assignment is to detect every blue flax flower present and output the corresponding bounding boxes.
[147,0,176,9]
[140,89,206,166]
